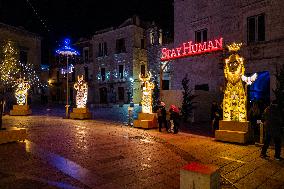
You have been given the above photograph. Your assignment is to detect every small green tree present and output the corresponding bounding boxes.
[152,78,160,112]
[181,74,197,122]
[274,64,284,112]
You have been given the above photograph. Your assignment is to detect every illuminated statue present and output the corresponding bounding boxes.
[139,72,154,114]
[223,43,247,122]
[15,77,30,105]
[74,75,88,108]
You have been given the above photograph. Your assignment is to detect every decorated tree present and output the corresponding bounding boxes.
[274,64,284,113]
[0,41,20,86]
[0,40,42,88]
[181,74,197,122]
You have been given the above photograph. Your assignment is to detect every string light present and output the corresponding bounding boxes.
[0,40,46,88]
[139,72,154,114]
[74,75,88,108]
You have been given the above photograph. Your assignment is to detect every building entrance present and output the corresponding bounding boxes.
[99,87,108,104]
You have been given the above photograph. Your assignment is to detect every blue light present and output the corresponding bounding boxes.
[55,38,79,56]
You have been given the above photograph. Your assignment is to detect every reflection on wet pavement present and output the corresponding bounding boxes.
[1,116,186,189]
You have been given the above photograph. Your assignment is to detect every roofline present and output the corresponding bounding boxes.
[0,22,42,40]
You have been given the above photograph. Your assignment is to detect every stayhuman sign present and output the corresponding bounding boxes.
[161,37,223,61]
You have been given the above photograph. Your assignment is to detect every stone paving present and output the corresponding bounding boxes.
[0,115,284,189]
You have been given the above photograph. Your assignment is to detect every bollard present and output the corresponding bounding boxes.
[180,162,220,189]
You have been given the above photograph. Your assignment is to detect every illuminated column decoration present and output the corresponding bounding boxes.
[15,78,30,105]
[139,72,154,114]
[74,75,88,108]
[223,43,248,122]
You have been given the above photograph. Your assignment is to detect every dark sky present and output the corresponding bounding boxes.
[0,0,173,46]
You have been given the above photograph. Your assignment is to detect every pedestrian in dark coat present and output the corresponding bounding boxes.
[210,101,221,132]
[260,100,283,161]
[157,102,167,132]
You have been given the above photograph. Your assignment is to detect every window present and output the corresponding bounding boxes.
[98,42,107,57]
[195,29,207,43]
[140,65,146,76]
[116,38,126,53]
[84,67,89,81]
[84,49,89,63]
[119,65,124,79]
[195,84,209,91]
[101,68,106,81]
[247,14,265,43]
[20,50,28,65]
[141,38,145,49]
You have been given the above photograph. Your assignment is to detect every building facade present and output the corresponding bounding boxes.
[168,0,284,121]
[74,16,163,105]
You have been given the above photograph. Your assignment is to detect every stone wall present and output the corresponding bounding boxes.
[172,0,284,121]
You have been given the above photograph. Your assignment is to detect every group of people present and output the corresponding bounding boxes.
[156,102,180,134]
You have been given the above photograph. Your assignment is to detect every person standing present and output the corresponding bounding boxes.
[248,102,261,142]
[157,102,167,132]
[169,105,180,134]
[260,100,283,161]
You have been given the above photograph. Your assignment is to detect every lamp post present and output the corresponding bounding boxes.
[56,38,79,118]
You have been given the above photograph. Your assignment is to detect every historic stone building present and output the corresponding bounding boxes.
[75,16,163,105]
[167,0,284,121]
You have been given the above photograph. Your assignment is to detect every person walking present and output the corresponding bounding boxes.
[260,100,283,161]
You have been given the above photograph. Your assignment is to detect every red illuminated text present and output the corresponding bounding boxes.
[161,37,223,61]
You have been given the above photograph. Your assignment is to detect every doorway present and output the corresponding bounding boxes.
[118,87,124,102]
[99,87,108,104]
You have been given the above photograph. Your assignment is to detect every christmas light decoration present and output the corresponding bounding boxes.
[61,64,74,75]
[55,38,79,118]
[56,38,79,56]
[74,75,88,108]
[0,40,45,88]
[241,73,258,85]
[15,77,30,105]
[161,37,223,61]
[0,41,20,85]
[139,72,154,114]
[223,43,248,122]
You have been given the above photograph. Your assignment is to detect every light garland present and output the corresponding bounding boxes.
[15,77,30,105]
[223,43,247,122]
[139,72,154,114]
[61,64,74,75]
[0,40,46,88]
[74,75,88,108]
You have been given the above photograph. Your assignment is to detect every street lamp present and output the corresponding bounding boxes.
[56,38,79,118]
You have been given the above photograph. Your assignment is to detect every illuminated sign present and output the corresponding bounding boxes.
[161,37,223,61]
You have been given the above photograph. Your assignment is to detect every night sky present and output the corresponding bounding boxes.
[0,0,173,62]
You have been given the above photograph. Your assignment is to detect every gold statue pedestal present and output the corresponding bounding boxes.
[70,108,91,120]
[133,113,158,129]
[215,121,252,144]
[0,127,27,144]
[10,105,32,116]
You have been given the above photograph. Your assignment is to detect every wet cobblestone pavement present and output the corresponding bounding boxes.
[1,115,284,189]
